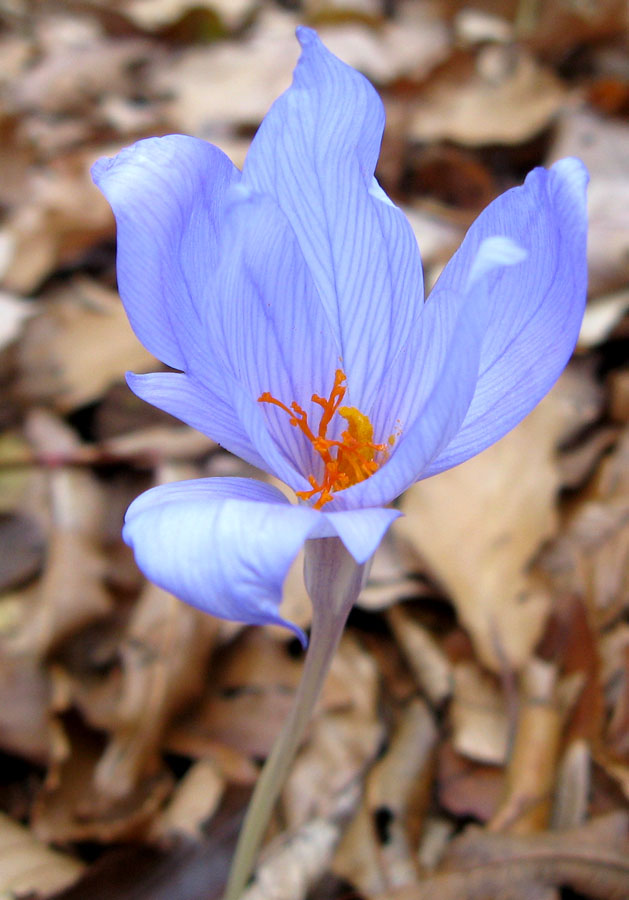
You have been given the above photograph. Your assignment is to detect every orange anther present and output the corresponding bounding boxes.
[258,370,390,509]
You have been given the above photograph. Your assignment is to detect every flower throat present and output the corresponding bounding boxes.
[258,369,389,509]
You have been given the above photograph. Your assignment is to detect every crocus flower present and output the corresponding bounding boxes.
[92,28,588,643]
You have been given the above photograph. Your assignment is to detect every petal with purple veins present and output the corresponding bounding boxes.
[92,134,239,375]
[242,27,424,411]
[423,158,588,477]
[123,477,320,643]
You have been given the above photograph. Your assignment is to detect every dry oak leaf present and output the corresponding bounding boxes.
[397,377,579,671]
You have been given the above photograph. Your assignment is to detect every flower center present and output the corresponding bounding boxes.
[258,369,389,509]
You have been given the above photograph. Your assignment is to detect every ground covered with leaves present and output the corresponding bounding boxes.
[0,1,628,898]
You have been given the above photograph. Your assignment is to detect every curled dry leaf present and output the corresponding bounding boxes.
[93,582,219,802]
[450,661,509,766]
[0,432,112,762]
[539,427,629,631]
[357,530,421,613]
[103,424,215,462]
[7,409,112,657]
[31,717,174,845]
[283,710,382,833]
[0,650,55,764]
[11,527,111,658]
[417,816,455,872]
[11,472,109,651]
[454,9,513,45]
[314,5,450,85]
[166,627,304,762]
[0,511,45,592]
[489,659,564,834]
[609,369,629,424]
[0,811,84,897]
[387,605,452,707]
[601,624,629,758]
[437,741,504,824]
[150,757,225,842]
[333,699,437,896]
[304,0,382,18]
[370,812,629,900]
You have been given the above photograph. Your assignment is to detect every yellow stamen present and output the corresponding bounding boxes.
[258,369,389,509]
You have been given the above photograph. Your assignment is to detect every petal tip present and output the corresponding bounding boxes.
[296,25,318,49]
[282,619,309,648]
[551,156,590,189]
[90,155,114,187]
[550,157,590,220]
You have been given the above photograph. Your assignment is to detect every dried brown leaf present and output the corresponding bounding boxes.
[151,9,299,141]
[9,20,150,117]
[6,455,112,658]
[150,757,224,842]
[609,369,629,424]
[152,5,447,148]
[371,813,629,900]
[244,818,341,900]
[397,374,595,671]
[1,153,117,293]
[489,660,563,834]
[93,582,218,801]
[0,811,84,897]
[539,428,629,631]
[167,628,304,761]
[387,605,452,706]
[313,6,449,84]
[437,742,504,824]
[0,650,54,764]
[31,719,173,844]
[409,46,565,146]
[450,661,509,766]
[333,700,437,895]
[17,278,157,412]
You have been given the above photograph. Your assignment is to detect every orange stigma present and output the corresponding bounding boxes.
[258,369,389,509]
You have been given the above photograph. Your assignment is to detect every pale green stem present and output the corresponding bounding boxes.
[223,537,365,900]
